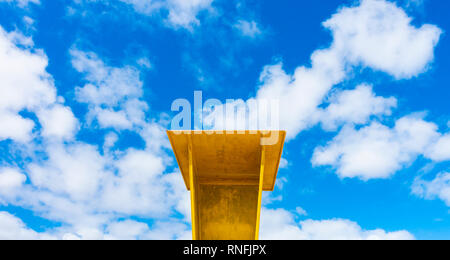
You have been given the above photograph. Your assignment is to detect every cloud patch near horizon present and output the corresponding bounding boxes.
[260,208,414,240]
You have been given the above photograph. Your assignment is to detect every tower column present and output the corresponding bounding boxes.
[167,131,286,240]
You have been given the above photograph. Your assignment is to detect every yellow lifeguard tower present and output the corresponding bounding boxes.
[167,130,286,240]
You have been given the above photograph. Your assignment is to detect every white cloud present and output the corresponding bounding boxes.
[64,218,191,240]
[162,171,191,221]
[0,168,26,190]
[234,20,262,38]
[0,28,52,142]
[138,220,191,240]
[412,172,450,206]
[118,0,214,30]
[0,31,182,236]
[0,211,189,240]
[96,109,133,130]
[99,149,170,216]
[295,206,308,216]
[205,0,441,139]
[28,143,108,202]
[71,49,148,130]
[137,57,152,69]
[166,0,213,30]
[0,21,188,240]
[7,143,188,237]
[23,16,34,26]
[0,27,76,143]
[0,212,55,240]
[260,208,414,240]
[0,112,35,142]
[254,59,344,139]
[119,0,162,14]
[425,134,450,162]
[324,0,441,79]
[105,220,150,240]
[20,139,178,219]
[316,84,397,131]
[71,48,170,151]
[312,115,440,180]
[279,158,289,169]
[71,50,142,105]
[0,0,39,8]
[103,132,118,150]
[37,105,79,140]
[0,205,415,240]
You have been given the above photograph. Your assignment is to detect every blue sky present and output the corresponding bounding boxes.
[0,0,449,240]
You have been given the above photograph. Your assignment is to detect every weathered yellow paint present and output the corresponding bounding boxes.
[167,130,286,240]
[198,185,258,240]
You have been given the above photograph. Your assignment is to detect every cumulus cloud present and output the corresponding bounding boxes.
[295,206,308,216]
[3,127,187,239]
[0,28,52,142]
[412,172,450,206]
[0,212,55,240]
[312,115,447,180]
[71,49,148,130]
[0,24,187,239]
[118,0,214,30]
[316,84,397,131]
[0,27,77,143]
[259,0,440,137]
[260,208,414,240]
[119,0,162,14]
[0,213,189,240]
[71,48,170,151]
[234,20,263,38]
[28,143,108,202]
[37,105,79,140]
[100,149,169,216]
[165,0,213,29]
[425,134,450,162]
[104,220,151,240]
[324,0,441,79]
[0,112,35,143]
[205,0,441,140]
[0,0,39,8]
[0,168,26,190]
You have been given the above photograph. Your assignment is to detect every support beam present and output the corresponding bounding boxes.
[254,145,266,240]
[167,131,286,240]
[188,136,198,240]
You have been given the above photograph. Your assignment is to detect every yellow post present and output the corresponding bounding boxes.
[255,145,265,240]
[188,136,198,240]
[167,130,286,240]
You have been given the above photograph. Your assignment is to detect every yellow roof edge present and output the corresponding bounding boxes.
[267,131,286,191]
[167,130,287,191]
[167,130,190,190]
[167,130,286,133]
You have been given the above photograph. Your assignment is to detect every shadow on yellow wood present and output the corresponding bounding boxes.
[167,130,286,240]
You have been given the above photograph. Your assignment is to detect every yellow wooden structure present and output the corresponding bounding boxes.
[167,130,286,240]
